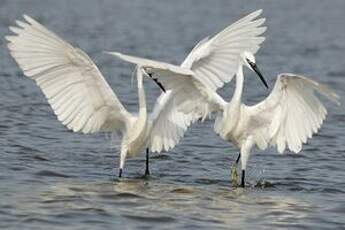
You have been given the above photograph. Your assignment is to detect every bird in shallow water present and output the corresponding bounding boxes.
[6,15,196,177]
[6,9,265,177]
[212,53,340,187]
[108,48,340,187]
[146,49,340,187]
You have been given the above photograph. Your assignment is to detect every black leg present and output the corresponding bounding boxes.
[145,148,150,176]
[118,168,123,178]
[240,170,245,187]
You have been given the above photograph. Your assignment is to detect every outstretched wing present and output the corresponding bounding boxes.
[149,88,227,152]
[181,9,266,91]
[244,73,340,153]
[7,15,133,134]
[107,51,196,90]
[148,91,200,152]
[106,52,193,77]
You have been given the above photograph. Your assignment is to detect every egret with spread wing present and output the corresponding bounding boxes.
[108,28,339,187]
[7,9,266,177]
[6,15,195,177]
[213,53,340,187]
[161,50,339,189]
[113,47,340,187]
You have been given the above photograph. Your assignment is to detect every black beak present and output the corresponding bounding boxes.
[148,73,166,93]
[248,60,269,89]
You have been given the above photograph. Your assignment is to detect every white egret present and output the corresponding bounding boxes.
[7,9,266,177]
[6,15,190,177]
[112,49,340,187]
[108,46,340,187]
[214,52,340,187]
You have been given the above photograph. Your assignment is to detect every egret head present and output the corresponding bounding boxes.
[140,67,166,93]
[241,51,268,89]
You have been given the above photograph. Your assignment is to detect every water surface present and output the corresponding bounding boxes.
[0,0,345,229]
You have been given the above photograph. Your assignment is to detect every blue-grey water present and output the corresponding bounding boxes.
[0,0,345,229]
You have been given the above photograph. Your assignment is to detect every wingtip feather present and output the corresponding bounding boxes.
[9,26,20,34]
[254,18,266,26]
[248,9,263,19]
[23,14,34,24]
[104,51,122,57]
[261,26,267,34]
[15,20,27,28]
[5,35,14,42]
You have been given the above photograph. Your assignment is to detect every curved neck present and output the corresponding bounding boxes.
[231,64,244,104]
[137,68,147,117]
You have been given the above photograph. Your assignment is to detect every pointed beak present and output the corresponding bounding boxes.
[142,69,166,93]
[149,73,166,93]
[248,61,269,89]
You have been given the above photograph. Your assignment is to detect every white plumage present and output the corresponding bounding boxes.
[212,56,340,186]
[108,9,266,150]
[6,10,338,186]
[7,15,133,134]
[7,10,266,176]
[109,38,339,186]
[6,15,186,175]
[241,73,340,154]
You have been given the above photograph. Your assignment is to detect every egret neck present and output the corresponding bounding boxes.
[129,67,149,149]
[232,64,245,105]
[223,64,245,135]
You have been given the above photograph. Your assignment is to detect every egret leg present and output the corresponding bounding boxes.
[236,153,241,164]
[119,168,123,178]
[240,170,245,187]
[239,136,254,188]
[144,148,150,176]
[231,153,241,186]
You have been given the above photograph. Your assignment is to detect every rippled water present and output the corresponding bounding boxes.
[1,0,345,229]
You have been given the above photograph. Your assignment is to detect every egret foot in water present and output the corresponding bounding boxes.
[230,153,241,187]
[240,170,245,188]
[230,164,238,187]
[118,168,123,178]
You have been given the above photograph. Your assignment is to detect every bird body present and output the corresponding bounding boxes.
[6,15,196,176]
[214,60,340,185]
[118,69,149,169]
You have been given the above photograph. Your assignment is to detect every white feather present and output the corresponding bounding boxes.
[7,15,133,134]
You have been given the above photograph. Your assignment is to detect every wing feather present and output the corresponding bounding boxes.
[149,91,200,153]
[245,73,340,153]
[181,10,266,91]
[7,15,133,134]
